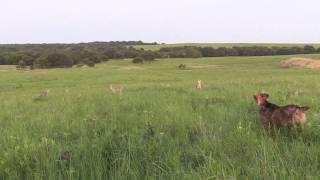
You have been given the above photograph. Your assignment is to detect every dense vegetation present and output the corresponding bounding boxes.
[1,54,320,179]
[0,41,158,68]
[0,41,320,68]
[133,43,320,51]
[158,45,320,58]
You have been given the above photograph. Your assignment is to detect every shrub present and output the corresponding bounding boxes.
[178,64,187,70]
[132,57,144,64]
[84,60,95,67]
[304,45,316,54]
[47,53,73,68]
[16,60,27,70]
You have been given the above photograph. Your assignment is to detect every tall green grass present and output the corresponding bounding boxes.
[1,54,320,179]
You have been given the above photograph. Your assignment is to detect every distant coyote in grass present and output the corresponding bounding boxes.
[253,92,310,128]
[196,80,203,89]
[39,89,50,97]
[110,84,124,93]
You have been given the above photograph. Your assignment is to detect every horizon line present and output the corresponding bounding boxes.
[1,41,320,45]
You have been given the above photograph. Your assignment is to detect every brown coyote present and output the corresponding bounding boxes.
[253,92,310,128]
[110,84,124,93]
[196,80,203,89]
[39,89,50,97]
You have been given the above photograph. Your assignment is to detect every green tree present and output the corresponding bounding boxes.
[47,53,73,68]
[0,55,4,65]
[304,45,316,54]
[16,60,27,70]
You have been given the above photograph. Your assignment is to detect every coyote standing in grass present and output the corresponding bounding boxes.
[39,89,50,97]
[196,80,203,89]
[110,84,124,94]
[253,92,310,128]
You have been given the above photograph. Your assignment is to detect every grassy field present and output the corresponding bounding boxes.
[1,54,320,179]
[133,43,320,51]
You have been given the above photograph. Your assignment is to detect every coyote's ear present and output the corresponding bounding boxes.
[301,106,310,111]
[253,95,258,102]
[261,92,269,98]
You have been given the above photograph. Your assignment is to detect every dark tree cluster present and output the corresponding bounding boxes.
[158,45,320,58]
[0,42,319,69]
[0,41,158,68]
[158,46,203,58]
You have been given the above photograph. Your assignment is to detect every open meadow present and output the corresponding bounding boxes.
[1,54,320,179]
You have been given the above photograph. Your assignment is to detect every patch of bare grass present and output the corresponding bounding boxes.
[281,57,320,69]
[189,64,220,69]
[120,66,145,70]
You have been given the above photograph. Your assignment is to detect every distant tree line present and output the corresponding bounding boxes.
[158,45,320,58]
[0,41,158,68]
[0,41,319,69]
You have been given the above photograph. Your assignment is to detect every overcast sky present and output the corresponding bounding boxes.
[1,0,320,44]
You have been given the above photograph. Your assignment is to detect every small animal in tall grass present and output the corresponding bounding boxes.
[60,151,72,162]
[196,80,203,90]
[253,92,310,128]
[39,89,50,97]
[178,64,187,70]
[34,89,50,101]
[110,84,124,94]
